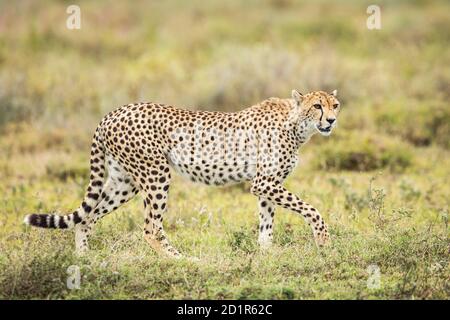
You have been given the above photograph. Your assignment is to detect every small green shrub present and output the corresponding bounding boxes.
[399,179,422,202]
[329,177,368,212]
[313,131,413,172]
[45,163,89,182]
[227,228,257,254]
[0,93,43,129]
[376,101,450,149]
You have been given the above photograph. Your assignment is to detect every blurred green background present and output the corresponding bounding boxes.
[1,0,449,180]
[0,0,449,299]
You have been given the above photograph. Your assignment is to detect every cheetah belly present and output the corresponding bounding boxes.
[167,153,256,186]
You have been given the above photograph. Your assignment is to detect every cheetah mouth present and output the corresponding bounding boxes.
[317,125,332,134]
[318,127,331,133]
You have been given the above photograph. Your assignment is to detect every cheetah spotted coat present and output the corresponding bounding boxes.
[25,90,341,258]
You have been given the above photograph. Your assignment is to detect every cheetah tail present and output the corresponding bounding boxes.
[24,128,106,230]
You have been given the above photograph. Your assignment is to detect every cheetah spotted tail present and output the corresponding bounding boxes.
[24,128,106,230]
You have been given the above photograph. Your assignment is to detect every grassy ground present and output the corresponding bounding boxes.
[0,0,449,299]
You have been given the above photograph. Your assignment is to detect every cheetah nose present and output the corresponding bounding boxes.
[326,118,336,125]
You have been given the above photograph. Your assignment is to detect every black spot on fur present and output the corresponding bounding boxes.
[48,215,55,228]
[29,214,46,228]
[87,193,99,200]
[82,201,92,213]
[72,212,82,224]
[59,218,68,228]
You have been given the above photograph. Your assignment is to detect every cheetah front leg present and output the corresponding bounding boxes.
[258,198,275,249]
[251,179,330,247]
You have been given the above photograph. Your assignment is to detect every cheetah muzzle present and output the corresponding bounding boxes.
[24,89,341,258]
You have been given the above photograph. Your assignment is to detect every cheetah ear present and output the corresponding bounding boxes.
[331,89,338,97]
[291,90,304,104]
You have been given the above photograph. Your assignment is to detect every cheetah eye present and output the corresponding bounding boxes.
[333,104,339,109]
[313,104,322,109]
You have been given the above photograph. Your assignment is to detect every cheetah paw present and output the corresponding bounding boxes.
[314,231,331,248]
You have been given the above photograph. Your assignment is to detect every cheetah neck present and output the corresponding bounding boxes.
[286,99,317,147]
[295,120,316,147]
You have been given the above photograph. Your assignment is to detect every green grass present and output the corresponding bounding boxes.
[0,146,448,299]
[0,0,449,299]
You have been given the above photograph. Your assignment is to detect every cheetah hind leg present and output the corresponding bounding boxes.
[74,178,138,254]
[75,158,138,254]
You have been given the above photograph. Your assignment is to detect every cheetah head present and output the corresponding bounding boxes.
[291,89,341,137]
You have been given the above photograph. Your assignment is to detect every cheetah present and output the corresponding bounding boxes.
[24,89,341,258]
